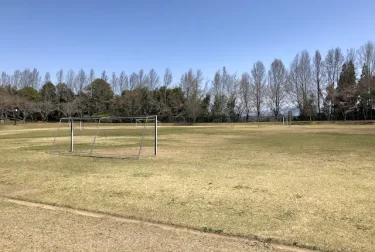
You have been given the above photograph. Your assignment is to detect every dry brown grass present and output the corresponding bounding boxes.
[0,123,374,251]
[0,200,283,252]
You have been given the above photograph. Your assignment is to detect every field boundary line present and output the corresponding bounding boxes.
[1,197,318,252]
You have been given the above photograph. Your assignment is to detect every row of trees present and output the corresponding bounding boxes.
[0,68,164,95]
[1,41,375,123]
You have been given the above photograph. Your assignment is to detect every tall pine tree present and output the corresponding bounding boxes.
[336,61,356,120]
[357,64,375,120]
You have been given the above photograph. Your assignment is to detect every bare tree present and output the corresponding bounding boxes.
[325,49,335,86]
[65,69,76,92]
[180,69,204,122]
[289,51,315,119]
[19,69,30,88]
[56,69,64,84]
[17,68,39,88]
[129,72,139,91]
[210,67,238,121]
[75,95,88,118]
[118,71,128,93]
[268,59,287,119]
[221,66,231,96]
[321,47,345,120]
[30,68,41,89]
[346,48,357,66]
[61,101,78,117]
[357,41,375,119]
[325,47,344,88]
[324,49,335,119]
[88,69,95,85]
[11,70,21,89]
[75,69,87,93]
[164,68,173,87]
[300,51,315,119]
[222,67,239,121]
[1,72,10,86]
[1,72,5,86]
[12,95,37,122]
[239,72,251,121]
[110,72,118,94]
[44,72,51,84]
[358,41,375,76]
[137,69,149,88]
[0,90,11,119]
[163,68,173,105]
[148,69,160,90]
[334,48,344,86]
[36,101,55,121]
[101,70,108,82]
[251,61,266,122]
[211,70,225,121]
[313,51,324,117]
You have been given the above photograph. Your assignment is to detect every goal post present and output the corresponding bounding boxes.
[154,115,158,156]
[136,118,161,128]
[51,115,158,159]
[70,118,73,152]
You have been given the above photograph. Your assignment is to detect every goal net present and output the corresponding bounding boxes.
[136,118,161,127]
[51,116,158,159]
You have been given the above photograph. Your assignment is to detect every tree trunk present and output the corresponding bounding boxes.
[371,103,373,121]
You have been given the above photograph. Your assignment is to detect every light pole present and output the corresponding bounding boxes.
[14,108,18,125]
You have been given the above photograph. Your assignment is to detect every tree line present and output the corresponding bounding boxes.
[1,41,375,123]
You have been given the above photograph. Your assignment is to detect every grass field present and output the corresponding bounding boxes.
[0,123,374,251]
[0,200,283,252]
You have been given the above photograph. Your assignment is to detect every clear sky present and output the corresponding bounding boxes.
[0,0,374,84]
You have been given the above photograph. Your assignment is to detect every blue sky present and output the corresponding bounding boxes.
[0,0,374,84]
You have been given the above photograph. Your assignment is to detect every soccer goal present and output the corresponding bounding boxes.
[51,116,158,159]
[282,111,293,127]
[136,118,161,127]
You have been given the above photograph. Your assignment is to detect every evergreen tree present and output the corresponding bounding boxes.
[86,78,114,115]
[357,64,375,119]
[336,61,357,119]
[40,81,57,102]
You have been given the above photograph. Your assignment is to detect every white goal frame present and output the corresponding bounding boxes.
[136,118,161,127]
[51,115,158,159]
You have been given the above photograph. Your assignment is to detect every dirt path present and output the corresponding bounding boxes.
[1,197,317,252]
